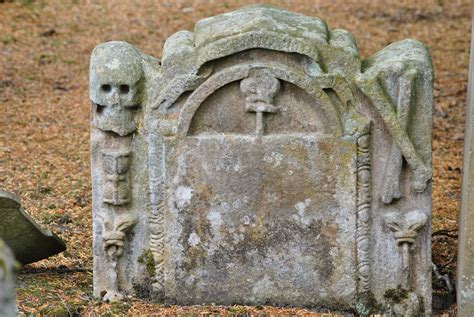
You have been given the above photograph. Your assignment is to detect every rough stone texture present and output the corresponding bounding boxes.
[0,240,17,317]
[0,190,66,264]
[457,20,474,317]
[90,5,433,315]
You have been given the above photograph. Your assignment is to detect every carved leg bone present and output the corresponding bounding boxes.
[381,68,418,204]
[400,242,410,289]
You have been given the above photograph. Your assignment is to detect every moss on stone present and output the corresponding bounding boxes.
[138,249,156,277]
[384,285,410,304]
[356,291,383,316]
[0,257,6,281]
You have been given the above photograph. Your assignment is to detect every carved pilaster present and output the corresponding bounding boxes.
[148,130,165,296]
[356,132,371,294]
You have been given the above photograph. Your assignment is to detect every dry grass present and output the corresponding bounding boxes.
[0,0,469,315]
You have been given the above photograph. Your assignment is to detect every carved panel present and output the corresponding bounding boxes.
[102,150,131,206]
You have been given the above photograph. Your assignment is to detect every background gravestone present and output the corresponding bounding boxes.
[457,18,474,317]
[0,190,66,264]
[0,240,17,317]
[90,5,433,315]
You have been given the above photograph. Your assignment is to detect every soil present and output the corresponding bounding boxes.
[0,0,469,315]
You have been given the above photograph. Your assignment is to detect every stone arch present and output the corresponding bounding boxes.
[176,62,346,137]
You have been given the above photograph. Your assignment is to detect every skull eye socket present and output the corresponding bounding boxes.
[101,84,111,93]
[119,85,130,94]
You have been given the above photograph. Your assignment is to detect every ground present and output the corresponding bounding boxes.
[0,0,469,315]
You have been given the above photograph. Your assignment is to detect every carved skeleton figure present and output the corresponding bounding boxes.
[90,41,144,136]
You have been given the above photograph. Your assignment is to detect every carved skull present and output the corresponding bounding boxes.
[90,41,144,136]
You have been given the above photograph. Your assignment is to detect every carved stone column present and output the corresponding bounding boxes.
[458,18,474,317]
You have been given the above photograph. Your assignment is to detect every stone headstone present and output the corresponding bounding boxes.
[0,240,17,317]
[90,5,433,315]
[0,190,67,264]
[457,19,474,317]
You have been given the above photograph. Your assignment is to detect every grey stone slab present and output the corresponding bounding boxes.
[457,19,474,317]
[0,239,17,317]
[0,190,66,264]
[89,5,433,315]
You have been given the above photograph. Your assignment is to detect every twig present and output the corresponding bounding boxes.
[21,266,91,275]
[57,294,72,317]
[432,262,454,293]
[432,229,458,239]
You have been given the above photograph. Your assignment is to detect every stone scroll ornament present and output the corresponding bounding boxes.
[90,5,433,315]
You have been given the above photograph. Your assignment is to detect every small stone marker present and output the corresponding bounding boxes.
[457,20,474,317]
[0,190,66,264]
[0,240,17,317]
[90,5,433,315]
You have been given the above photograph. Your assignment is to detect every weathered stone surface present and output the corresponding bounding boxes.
[0,240,17,317]
[0,190,66,264]
[457,20,474,317]
[90,5,433,315]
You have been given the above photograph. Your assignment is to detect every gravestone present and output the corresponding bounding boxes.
[0,190,67,264]
[457,19,474,317]
[90,5,433,315]
[0,240,17,317]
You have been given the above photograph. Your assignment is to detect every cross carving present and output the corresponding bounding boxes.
[240,71,280,136]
